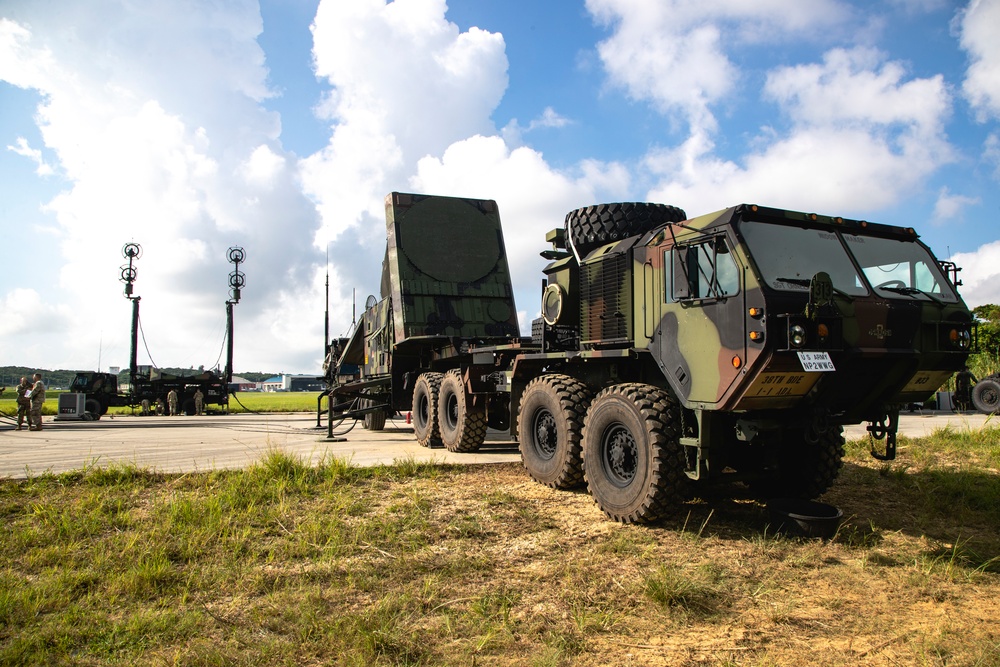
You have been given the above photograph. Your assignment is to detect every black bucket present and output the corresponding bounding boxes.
[766,498,843,539]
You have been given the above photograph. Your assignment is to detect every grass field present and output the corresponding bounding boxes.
[0,390,320,418]
[2,428,1000,665]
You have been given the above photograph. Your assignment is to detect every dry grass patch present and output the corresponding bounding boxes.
[2,428,1000,665]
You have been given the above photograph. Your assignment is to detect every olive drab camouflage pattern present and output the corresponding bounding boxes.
[382,192,520,343]
[323,194,974,524]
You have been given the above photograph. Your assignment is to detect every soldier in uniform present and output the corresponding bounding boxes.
[155,397,166,415]
[15,376,31,430]
[193,388,204,415]
[167,388,179,416]
[28,372,46,431]
[140,398,151,415]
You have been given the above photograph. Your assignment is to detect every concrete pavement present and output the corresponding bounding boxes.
[0,409,994,480]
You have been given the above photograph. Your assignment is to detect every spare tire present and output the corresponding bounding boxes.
[565,202,687,256]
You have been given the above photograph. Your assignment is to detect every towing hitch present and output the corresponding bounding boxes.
[867,408,900,461]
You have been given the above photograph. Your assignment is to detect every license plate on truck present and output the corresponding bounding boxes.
[797,351,835,372]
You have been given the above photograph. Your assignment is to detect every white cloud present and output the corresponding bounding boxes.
[932,187,981,225]
[958,0,1000,122]
[951,241,1000,308]
[645,46,954,217]
[0,1,324,372]
[584,0,851,133]
[501,107,572,147]
[6,137,53,176]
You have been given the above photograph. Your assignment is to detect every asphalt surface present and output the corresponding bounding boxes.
[0,409,994,480]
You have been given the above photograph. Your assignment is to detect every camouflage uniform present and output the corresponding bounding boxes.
[167,389,178,416]
[193,389,204,415]
[28,374,46,431]
[15,377,31,430]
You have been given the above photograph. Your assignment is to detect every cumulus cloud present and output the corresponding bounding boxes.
[6,137,53,176]
[958,0,1000,122]
[932,187,980,225]
[643,45,954,216]
[585,0,850,134]
[951,241,1000,308]
[0,0,322,372]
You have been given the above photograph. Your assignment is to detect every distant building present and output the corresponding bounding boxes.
[229,376,258,392]
[260,374,325,392]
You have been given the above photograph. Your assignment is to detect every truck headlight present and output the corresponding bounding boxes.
[950,328,971,350]
[789,324,807,348]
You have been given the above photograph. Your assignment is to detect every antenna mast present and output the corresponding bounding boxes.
[324,246,330,356]
[119,242,142,391]
[226,247,246,385]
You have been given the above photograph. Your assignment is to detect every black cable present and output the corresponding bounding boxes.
[228,390,262,415]
[137,314,158,369]
[211,328,227,373]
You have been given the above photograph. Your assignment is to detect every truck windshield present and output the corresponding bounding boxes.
[739,221,959,302]
[843,233,959,302]
[738,223,868,296]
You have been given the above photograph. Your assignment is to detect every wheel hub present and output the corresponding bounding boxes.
[603,424,637,486]
[532,410,557,459]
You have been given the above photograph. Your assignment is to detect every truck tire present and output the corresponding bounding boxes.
[438,370,487,452]
[85,399,103,420]
[565,202,687,256]
[517,374,591,489]
[361,391,387,431]
[753,426,845,499]
[363,407,387,431]
[582,384,688,523]
[972,377,1000,414]
[412,372,443,447]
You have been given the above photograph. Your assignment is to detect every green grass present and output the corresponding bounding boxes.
[0,390,321,416]
[4,433,1000,665]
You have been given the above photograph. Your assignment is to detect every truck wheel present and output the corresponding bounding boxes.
[582,384,688,523]
[565,202,687,256]
[438,370,487,452]
[412,372,443,447]
[972,378,1000,414]
[85,399,103,420]
[754,426,845,499]
[361,391,387,431]
[517,374,591,489]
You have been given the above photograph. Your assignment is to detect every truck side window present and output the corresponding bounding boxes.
[668,237,739,301]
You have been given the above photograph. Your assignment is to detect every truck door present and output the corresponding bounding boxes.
[652,233,746,407]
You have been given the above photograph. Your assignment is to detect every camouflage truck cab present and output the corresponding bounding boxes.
[525,202,973,522]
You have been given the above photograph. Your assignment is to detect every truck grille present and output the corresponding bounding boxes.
[581,254,630,346]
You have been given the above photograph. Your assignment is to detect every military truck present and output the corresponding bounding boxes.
[65,367,229,418]
[325,193,974,523]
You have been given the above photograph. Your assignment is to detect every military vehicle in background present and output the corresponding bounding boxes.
[323,192,974,523]
[64,367,229,418]
[57,244,244,421]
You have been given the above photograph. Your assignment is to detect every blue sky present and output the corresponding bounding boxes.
[1,0,999,374]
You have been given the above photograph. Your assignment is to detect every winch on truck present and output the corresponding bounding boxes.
[323,193,974,523]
